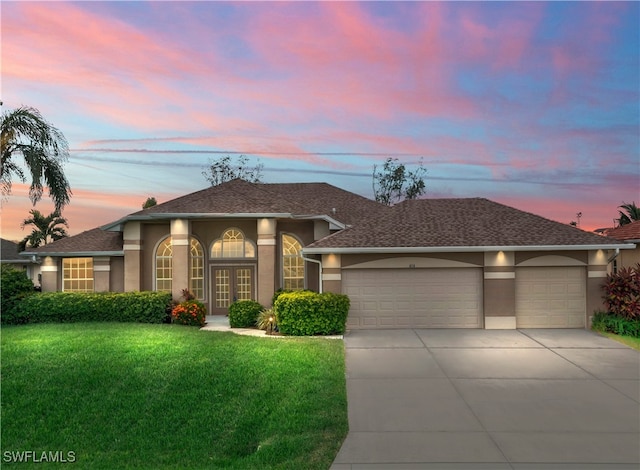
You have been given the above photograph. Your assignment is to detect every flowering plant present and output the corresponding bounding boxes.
[171,300,207,327]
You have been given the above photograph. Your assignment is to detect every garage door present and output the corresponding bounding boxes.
[515,267,586,328]
[342,268,483,329]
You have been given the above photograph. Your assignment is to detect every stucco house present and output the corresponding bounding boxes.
[22,179,634,329]
[604,220,640,270]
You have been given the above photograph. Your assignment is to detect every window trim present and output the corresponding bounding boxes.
[281,233,305,291]
[189,236,205,300]
[155,235,173,294]
[210,228,257,259]
[62,257,94,293]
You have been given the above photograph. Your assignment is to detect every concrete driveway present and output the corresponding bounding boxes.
[331,329,640,470]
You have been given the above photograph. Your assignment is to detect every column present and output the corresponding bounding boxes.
[321,254,341,294]
[123,222,142,292]
[257,218,276,306]
[171,219,190,301]
[40,256,59,292]
[586,249,608,328]
[483,251,516,329]
[93,257,111,292]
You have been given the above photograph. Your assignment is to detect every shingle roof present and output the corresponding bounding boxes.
[1,238,25,262]
[130,179,385,226]
[306,198,628,250]
[23,228,123,255]
[605,220,640,241]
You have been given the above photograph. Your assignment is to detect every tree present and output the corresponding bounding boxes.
[617,202,639,226]
[372,157,427,206]
[202,155,263,186]
[142,196,157,209]
[18,209,69,251]
[1,106,72,210]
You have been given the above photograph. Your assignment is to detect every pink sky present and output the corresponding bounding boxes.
[1,1,638,241]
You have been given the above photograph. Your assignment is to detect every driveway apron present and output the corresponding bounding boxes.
[331,328,640,470]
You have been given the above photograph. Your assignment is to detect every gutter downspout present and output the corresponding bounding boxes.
[302,256,323,294]
[607,248,620,265]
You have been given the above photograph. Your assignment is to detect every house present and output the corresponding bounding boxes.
[603,220,640,270]
[1,238,40,286]
[22,179,634,329]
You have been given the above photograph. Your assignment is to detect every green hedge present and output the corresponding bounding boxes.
[228,300,263,328]
[275,291,349,336]
[592,311,640,338]
[2,291,172,325]
[1,265,36,316]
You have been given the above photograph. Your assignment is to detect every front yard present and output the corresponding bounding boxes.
[1,323,348,469]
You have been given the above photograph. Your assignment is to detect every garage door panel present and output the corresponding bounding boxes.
[516,267,586,328]
[343,268,482,329]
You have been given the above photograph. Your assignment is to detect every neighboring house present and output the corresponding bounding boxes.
[604,220,640,270]
[22,179,634,330]
[1,238,40,286]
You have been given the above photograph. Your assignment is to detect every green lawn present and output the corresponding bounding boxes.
[1,323,348,469]
[597,331,640,351]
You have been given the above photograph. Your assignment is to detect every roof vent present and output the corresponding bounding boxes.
[332,208,337,215]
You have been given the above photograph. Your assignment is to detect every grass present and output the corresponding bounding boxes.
[596,331,640,350]
[1,323,348,469]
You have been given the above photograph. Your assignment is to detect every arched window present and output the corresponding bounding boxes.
[190,238,204,300]
[156,236,205,298]
[156,236,173,293]
[282,234,304,290]
[211,229,256,258]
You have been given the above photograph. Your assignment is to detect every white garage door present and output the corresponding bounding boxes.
[342,268,483,329]
[516,267,586,328]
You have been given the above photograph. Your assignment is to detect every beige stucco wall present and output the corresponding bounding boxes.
[110,257,125,292]
[616,246,640,269]
[40,256,59,292]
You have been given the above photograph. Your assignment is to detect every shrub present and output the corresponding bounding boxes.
[271,288,312,306]
[256,308,277,333]
[171,300,207,327]
[3,291,172,325]
[228,300,263,328]
[1,265,36,322]
[592,310,640,338]
[603,263,640,320]
[275,291,349,336]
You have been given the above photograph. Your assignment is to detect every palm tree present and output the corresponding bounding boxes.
[1,106,72,210]
[617,202,639,226]
[18,209,69,251]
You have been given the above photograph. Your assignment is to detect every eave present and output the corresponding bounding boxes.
[102,212,298,231]
[21,250,124,258]
[303,243,636,255]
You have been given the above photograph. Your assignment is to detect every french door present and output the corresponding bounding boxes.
[210,266,255,315]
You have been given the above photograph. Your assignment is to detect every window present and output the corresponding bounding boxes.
[156,236,206,298]
[63,258,94,292]
[282,234,304,290]
[190,238,204,300]
[156,237,173,293]
[211,229,256,258]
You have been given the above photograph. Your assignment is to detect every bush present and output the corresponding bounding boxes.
[275,291,349,336]
[1,265,36,322]
[603,263,639,320]
[171,300,207,327]
[256,308,277,333]
[271,288,312,307]
[3,291,172,325]
[592,310,640,338]
[228,300,263,328]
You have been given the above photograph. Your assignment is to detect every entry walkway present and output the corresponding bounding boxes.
[331,328,640,469]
